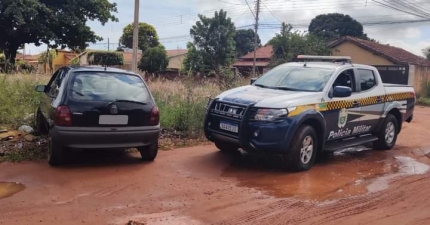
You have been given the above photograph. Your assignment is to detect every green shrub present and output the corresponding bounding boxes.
[88,51,124,66]
[417,98,430,106]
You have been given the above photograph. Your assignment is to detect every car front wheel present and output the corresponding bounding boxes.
[284,125,318,172]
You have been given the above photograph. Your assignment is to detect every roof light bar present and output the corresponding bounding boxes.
[296,55,352,63]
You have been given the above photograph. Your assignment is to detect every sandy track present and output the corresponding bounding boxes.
[1,107,430,225]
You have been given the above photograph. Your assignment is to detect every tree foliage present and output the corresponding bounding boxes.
[235,29,261,58]
[269,23,331,67]
[119,23,160,53]
[88,51,124,66]
[423,47,430,60]
[183,42,205,73]
[190,10,236,80]
[0,0,118,65]
[309,13,369,40]
[138,45,169,73]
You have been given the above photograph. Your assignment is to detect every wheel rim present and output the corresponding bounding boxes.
[385,122,395,144]
[300,136,314,164]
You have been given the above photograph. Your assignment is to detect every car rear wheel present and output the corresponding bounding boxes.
[47,134,66,166]
[138,142,158,161]
[36,109,48,134]
[373,114,398,150]
[215,141,239,153]
[284,125,318,172]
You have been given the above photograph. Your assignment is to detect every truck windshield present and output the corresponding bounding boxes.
[68,72,151,103]
[254,66,335,92]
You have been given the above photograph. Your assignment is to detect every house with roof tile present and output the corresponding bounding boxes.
[232,45,273,75]
[329,36,430,95]
[166,49,188,72]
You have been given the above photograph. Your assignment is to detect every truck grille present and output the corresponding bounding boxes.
[211,101,246,119]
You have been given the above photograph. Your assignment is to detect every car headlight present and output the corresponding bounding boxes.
[254,108,288,121]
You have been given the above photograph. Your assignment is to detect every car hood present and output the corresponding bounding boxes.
[216,85,320,108]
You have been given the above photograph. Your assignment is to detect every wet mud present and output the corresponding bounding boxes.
[0,182,25,199]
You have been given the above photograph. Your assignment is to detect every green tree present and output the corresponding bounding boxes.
[0,0,118,65]
[38,49,57,73]
[138,45,169,74]
[119,23,160,53]
[183,42,205,73]
[309,13,368,40]
[235,29,261,58]
[269,23,330,67]
[423,47,430,60]
[190,10,236,82]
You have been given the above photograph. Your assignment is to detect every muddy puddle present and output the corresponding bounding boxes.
[0,182,25,200]
[222,147,429,201]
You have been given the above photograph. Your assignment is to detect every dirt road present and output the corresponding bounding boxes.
[1,107,430,225]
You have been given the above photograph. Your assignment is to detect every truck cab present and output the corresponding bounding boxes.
[204,55,416,171]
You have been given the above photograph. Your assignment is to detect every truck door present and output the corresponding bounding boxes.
[353,68,385,134]
[325,69,362,141]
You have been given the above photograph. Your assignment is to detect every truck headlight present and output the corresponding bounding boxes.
[254,108,288,121]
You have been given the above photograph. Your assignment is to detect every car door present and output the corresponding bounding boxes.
[353,68,385,134]
[324,68,362,141]
[40,68,67,128]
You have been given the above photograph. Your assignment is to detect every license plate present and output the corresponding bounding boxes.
[99,115,128,125]
[220,121,238,133]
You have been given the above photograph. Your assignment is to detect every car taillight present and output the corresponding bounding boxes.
[55,105,72,126]
[149,106,160,126]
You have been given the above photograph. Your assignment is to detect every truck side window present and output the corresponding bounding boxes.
[358,69,376,91]
[333,69,355,92]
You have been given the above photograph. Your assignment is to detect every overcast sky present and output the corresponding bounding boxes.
[24,0,430,57]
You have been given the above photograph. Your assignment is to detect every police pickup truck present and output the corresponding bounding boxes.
[204,55,415,171]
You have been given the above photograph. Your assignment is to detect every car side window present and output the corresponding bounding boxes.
[47,70,65,98]
[332,69,356,92]
[357,69,376,92]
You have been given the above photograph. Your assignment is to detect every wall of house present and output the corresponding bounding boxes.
[167,54,186,70]
[413,65,430,96]
[331,42,395,65]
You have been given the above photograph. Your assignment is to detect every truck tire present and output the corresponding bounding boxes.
[373,114,398,150]
[215,141,239,153]
[284,125,318,172]
[138,142,158,161]
[47,134,66,166]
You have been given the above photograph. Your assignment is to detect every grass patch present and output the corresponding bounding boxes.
[417,98,430,106]
[0,74,49,128]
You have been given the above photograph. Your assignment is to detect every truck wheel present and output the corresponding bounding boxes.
[215,141,239,153]
[138,142,158,161]
[284,125,318,172]
[47,134,65,166]
[373,114,398,150]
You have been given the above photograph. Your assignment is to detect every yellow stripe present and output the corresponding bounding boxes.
[288,92,414,117]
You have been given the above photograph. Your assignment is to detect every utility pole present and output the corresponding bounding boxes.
[252,0,261,77]
[132,0,140,72]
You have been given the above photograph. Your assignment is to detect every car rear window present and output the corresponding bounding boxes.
[68,72,151,102]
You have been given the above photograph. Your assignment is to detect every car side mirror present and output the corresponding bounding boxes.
[250,78,257,85]
[35,85,46,93]
[333,86,352,98]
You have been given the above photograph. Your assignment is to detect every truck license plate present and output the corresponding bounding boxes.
[220,121,238,133]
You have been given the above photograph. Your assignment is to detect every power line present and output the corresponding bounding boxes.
[261,1,282,23]
[244,0,256,18]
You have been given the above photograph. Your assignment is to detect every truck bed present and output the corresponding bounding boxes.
[383,83,413,88]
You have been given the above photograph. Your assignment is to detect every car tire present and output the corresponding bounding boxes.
[373,114,398,150]
[47,134,65,166]
[138,142,158,161]
[284,125,318,172]
[215,141,239,153]
[36,109,48,134]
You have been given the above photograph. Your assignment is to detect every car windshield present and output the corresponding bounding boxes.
[68,72,151,103]
[254,66,335,92]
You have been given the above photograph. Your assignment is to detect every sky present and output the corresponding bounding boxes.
[24,0,430,57]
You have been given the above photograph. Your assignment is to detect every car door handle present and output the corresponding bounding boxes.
[353,101,359,107]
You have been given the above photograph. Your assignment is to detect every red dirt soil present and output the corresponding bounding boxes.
[1,107,430,225]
